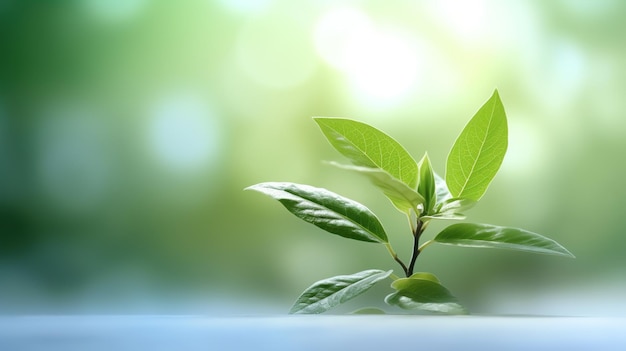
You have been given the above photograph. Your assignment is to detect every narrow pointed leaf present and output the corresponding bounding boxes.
[314,117,418,189]
[327,162,424,213]
[290,270,393,314]
[434,172,452,206]
[385,276,467,314]
[439,198,477,214]
[246,182,387,243]
[425,198,477,220]
[418,153,436,214]
[446,90,508,201]
[434,223,575,257]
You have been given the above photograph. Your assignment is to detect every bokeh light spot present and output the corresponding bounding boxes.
[314,8,423,104]
[82,0,147,23]
[147,93,220,173]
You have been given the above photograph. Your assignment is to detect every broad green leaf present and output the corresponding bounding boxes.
[327,162,424,213]
[314,117,418,189]
[290,269,393,314]
[446,90,508,201]
[246,182,387,243]
[418,153,436,215]
[434,223,575,257]
[385,276,467,314]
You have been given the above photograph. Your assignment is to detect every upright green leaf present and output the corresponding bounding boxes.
[446,90,508,201]
[327,162,424,214]
[418,153,436,214]
[385,275,467,314]
[246,182,387,243]
[434,223,575,257]
[290,270,393,314]
[314,117,418,189]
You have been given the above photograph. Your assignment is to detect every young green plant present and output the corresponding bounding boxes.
[246,90,574,314]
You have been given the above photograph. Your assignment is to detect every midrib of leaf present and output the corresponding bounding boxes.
[282,187,384,242]
[455,99,497,197]
[353,129,401,179]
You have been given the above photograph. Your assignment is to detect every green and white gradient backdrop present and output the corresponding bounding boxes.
[1,0,625,315]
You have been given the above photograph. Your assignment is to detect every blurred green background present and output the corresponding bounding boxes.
[1,0,625,315]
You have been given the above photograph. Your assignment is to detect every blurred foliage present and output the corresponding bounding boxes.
[1,0,625,314]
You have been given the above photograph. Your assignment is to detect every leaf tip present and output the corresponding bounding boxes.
[243,183,264,192]
[562,249,576,259]
[492,88,500,99]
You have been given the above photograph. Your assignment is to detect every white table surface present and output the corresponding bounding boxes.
[1,315,625,350]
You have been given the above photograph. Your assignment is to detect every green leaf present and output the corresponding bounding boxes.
[418,153,436,214]
[434,223,575,257]
[327,162,424,214]
[407,272,440,283]
[290,270,393,314]
[314,117,418,189]
[446,90,508,201]
[385,276,467,314]
[434,172,452,205]
[246,182,388,243]
[425,197,477,221]
[351,307,387,315]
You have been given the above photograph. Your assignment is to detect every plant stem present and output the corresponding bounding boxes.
[407,219,425,276]
[418,239,434,252]
[385,243,409,277]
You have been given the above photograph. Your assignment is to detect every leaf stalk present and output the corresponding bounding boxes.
[385,243,409,277]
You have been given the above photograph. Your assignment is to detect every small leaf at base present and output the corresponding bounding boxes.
[351,307,387,315]
[385,275,467,314]
[290,269,393,314]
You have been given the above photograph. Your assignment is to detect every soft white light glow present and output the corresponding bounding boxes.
[216,0,272,15]
[428,0,492,44]
[314,8,421,103]
[237,16,316,89]
[503,119,545,176]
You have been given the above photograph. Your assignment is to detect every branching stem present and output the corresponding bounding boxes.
[418,239,434,252]
[385,243,408,277]
[407,219,426,276]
